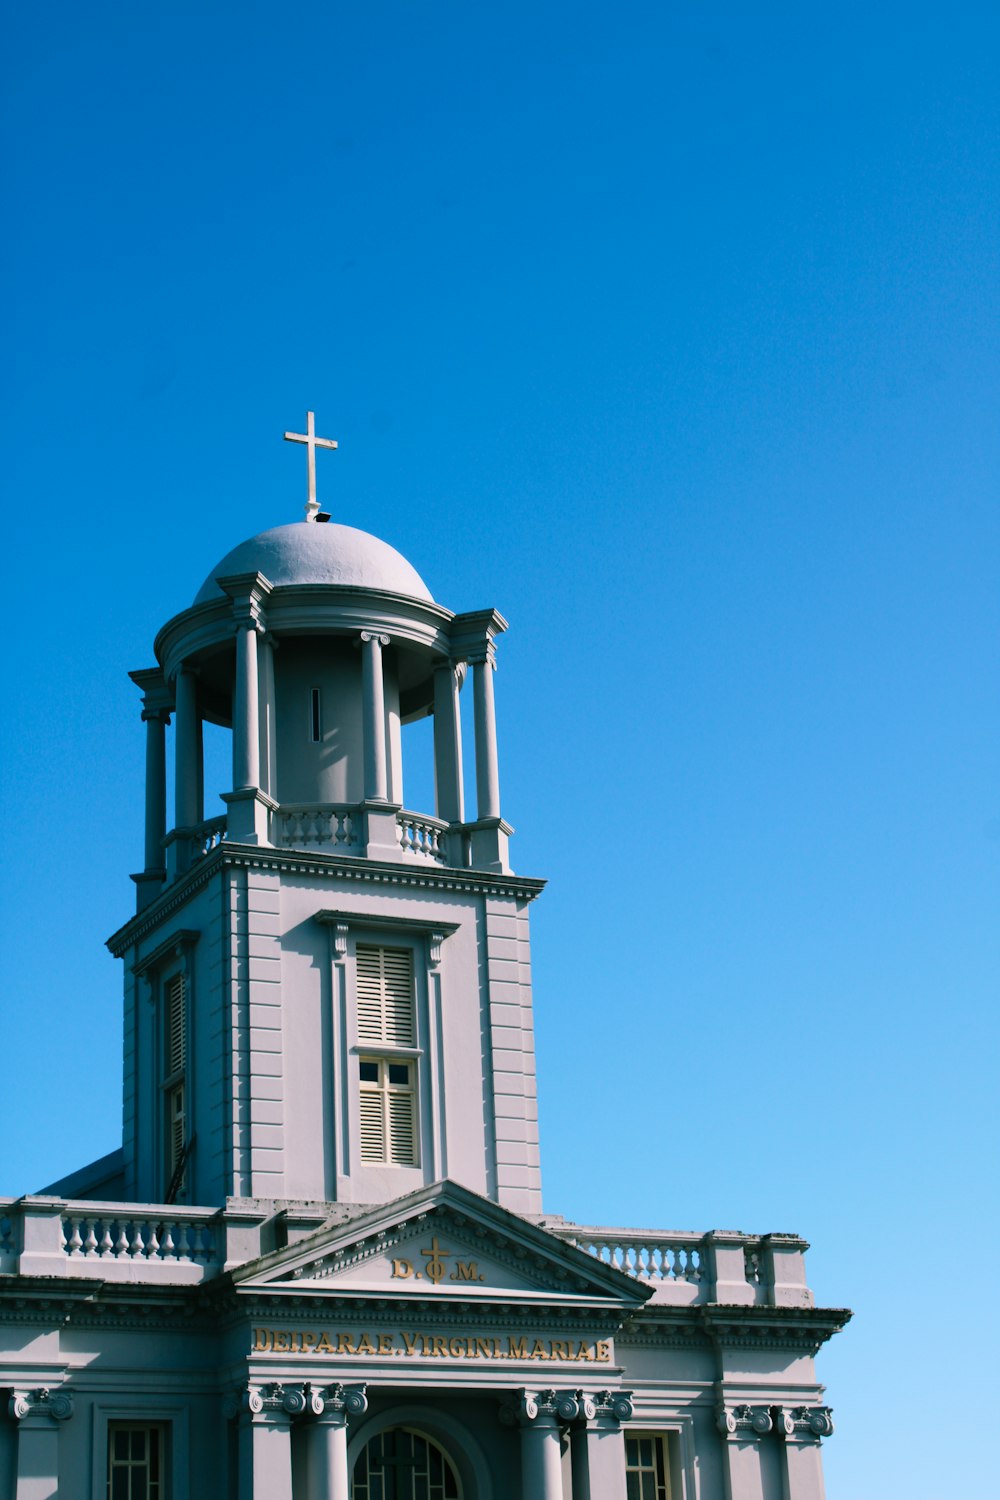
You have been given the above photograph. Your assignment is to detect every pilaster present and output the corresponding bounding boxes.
[775,1406,833,1500]
[9,1387,73,1500]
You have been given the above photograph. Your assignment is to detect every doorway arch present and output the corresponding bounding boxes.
[347,1404,493,1500]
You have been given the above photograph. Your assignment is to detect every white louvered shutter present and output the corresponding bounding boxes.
[165,973,187,1181]
[166,973,186,1078]
[387,1090,416,1166]
[359,1089,386,1163]
[356,945,414,1045]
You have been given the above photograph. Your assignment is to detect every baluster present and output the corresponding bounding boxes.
[98,1224,113,1256]
[83,1221,98,1256]
[113,1224,129,1258]
[175,1222,191,1260]
[146,1224,160,1259]
[66,1218,83,1255]
[129,1223,145,1257]
[160,1223,176,1258]
[686,1247,699,1282]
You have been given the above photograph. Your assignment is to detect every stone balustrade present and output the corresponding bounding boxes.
[0,1199,813,1305]
[397,811,448,861]
[543,1222,814,1308]
[272,803,362,852]
[191,814,227,860]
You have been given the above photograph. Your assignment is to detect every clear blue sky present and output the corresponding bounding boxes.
[2,4,997,1496]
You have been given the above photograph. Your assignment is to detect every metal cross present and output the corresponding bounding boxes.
[283,410,338,521]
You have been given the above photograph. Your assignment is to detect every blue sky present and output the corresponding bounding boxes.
[2,4,998,1495]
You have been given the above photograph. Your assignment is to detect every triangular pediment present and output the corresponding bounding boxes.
[231,1181,649,1310]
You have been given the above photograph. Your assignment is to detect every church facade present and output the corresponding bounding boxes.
[0,419,849,1499]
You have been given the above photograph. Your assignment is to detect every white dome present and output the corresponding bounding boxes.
[194,522,433,605]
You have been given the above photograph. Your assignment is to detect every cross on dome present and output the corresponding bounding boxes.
[283,409,338,521]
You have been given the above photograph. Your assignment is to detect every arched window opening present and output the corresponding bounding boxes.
[352,1426,461,1500]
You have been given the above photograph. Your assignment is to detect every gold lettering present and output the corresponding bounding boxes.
[272,1331,290,1352]
[450,1260,479,1281]
[337,1334,356,1355]
[447,1339,464,1358]
[401,1332,419,1355]
[531,1340,549,1360]
[432,1337,449,1358]
[551,1340,568,1361]
[378,1334,395,1356]
[576,1342,595,1361]
[316,1332,334,1353]
[357,1334,377,1355]
[596,1341,611,1363]
[508,1337,528,1359]
[421,1335,433,1355]
[466,1338,476,1358]
[392,1258,413,1279]
[300,1332,317,1352]
[252,1328,272,1352]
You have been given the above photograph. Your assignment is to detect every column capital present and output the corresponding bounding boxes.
[715,1403,774,1440]
[218,570,273,627]
[224,1381,368,1425]
[317,1382,369,1420]
[499,1388,583,1428]
[449,607,508,665]
[9,1388,74,1423]
[130,666,173,718]
[775,1405,834,1441]
[359,630,390,646]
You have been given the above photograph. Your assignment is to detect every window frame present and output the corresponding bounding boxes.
[91,1403,188,1500]
[625,1431,674,1500]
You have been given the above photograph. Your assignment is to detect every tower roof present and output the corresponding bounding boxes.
[194,521,434,605]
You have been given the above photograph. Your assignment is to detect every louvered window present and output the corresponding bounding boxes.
[358,1057,417,1166]
[164,973,186,1189]
[356,945,415,1046]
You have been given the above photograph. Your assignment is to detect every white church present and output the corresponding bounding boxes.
[0,416,849,1500]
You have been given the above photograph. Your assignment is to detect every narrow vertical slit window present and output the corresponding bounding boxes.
[310,687,322,743]
[163,972,187,1198]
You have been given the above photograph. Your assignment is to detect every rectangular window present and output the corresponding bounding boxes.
[164,973,187,1197]
[359,1056,417,1165]
[356,945,415,1046]
[108,1423,163,1500]
[625,1434,672,1500]
[309,687,322,743]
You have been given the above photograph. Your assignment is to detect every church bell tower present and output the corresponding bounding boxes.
[112,414,544,1215]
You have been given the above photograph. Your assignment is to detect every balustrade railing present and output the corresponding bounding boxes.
[397,811,448,861]
[191,814,227,860]
[273,804,362,852]
[560,1229,707,1300]
[61,1210,218,1266]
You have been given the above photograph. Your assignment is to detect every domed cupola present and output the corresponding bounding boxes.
[129,412,511,911]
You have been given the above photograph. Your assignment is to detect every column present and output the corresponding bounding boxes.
[776,1407,833,1500]
[570,1393,632,1500]
[236,1390,294,1500]
[716,1404,770,1500]
[174,665,203,827]
[259,635,278,801]
[9,1389,73,1500]
[472,646,501,820]
[233,620,261,791]
[433,660,465,825]
[305,1385,367,1500]
[129,667,173,909]
[360,631,389,802]
[219,573,274,845]
[500,1391,568,1500]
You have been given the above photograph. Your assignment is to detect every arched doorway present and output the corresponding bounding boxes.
[352,1425,462,1499]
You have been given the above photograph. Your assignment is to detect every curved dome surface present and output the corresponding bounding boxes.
[194,522,433,605]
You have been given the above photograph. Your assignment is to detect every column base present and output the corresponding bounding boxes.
[222,788,277,845]
[463,817,514,874]
[130,870,166,912]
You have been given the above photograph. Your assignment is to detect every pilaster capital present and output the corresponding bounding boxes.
[589,1389,635,1424]
[715,1404,774,1439]
[9,1388,74,1423]
[359,630,390,647]
[224,1381,368,1424]
[130,666,173,720]
[318,1382,369,1419]
[217,570,273,628]
[775,1405,834,1441]
[449,607,508,665]
[499,1387,629,1429]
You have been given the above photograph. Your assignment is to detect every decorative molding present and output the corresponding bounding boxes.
[359,631,390,647]
[499,1388,633,1429]
[716,1403,773,1438]
[131,929,200,1001]
[9,1388,74,1422]
[776,1405,834,1440]
[224,1382,368,1422]
[316,910,459,969]
[107,849,545,958]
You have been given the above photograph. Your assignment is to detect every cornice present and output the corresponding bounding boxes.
[619,1303,852,1354]
[107,847,546,957]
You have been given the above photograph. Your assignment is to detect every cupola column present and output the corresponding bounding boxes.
[174,665,203,827]
[472,643,501,820]
[129,668,172,908]
[219,572,275,845]
[433,660,465,824]
[360,631,390,802]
